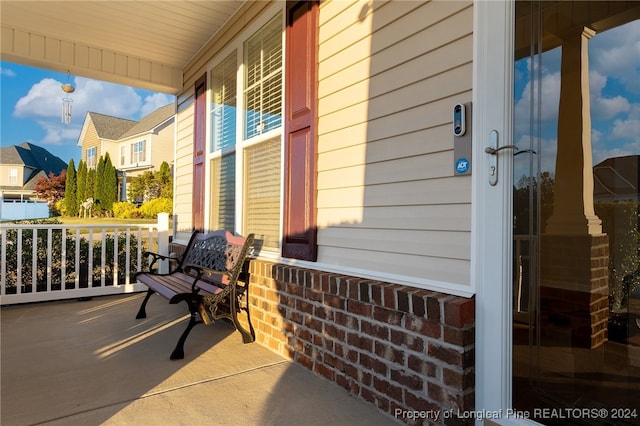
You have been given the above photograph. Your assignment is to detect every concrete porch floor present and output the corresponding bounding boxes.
[1,293,399,426]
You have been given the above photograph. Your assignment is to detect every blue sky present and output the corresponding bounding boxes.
[513,19,640,180]
[1,61,175,165]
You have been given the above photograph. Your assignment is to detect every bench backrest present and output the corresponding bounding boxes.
[179,230,254,287]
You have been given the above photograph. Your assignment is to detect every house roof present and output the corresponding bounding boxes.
[120,104,175,139]
[594,155,639,201]
[0,142,68,192]
[88,113,138,141]
[0,142,68,176]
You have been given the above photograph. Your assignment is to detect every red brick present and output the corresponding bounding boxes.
[443,325,475,346]
[297,352,313,370]
[407,354,437,377]
[374,341,405,364]
[314,362,336,381]
[443,367,475,390]
[305,287,323,302]
[426,294,441,322]
[335,311,359,329]
[324,323,346,341]
[373,376,403,402]
[383,285,396,309]
[361,320,390,340]
[405,316,442,339]
[347,332,374,352]
[373,306,403,326]
[444,297,475,328]
[323,293,345,310]
[428,342,463,367]
[360,353,388,376]
[390,368,424,391]
[348,299,373,316]
[390,329,425,353]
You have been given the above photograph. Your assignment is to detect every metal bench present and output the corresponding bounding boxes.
[134,230,255,360]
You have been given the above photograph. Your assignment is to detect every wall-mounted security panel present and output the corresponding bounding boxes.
[453,102,472,176]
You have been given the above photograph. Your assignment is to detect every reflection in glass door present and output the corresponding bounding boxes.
[512,1,640,423]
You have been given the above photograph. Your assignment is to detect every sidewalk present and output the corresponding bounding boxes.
[1,293,400,426]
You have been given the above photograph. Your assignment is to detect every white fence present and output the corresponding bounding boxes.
[0,214,170,305]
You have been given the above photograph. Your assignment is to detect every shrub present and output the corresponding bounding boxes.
[113,202,138,219]
[138,198,173,219]
[595,201,640,312]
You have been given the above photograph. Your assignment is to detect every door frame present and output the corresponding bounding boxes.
[473,0,521,421]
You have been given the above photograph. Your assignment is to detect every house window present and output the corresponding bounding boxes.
[87,147,96,168]
[244,14,283,139]
[207,11,283,251]
[211,51,237,152]
[8,168,18,185]
[120,146,126,166]
[131,141,146,163]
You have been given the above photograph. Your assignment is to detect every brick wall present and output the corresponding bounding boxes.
[247,259,475,425]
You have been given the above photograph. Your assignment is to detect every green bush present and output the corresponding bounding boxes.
[113,202,139,219]
[138,198,173,219]
[595,201,640,312]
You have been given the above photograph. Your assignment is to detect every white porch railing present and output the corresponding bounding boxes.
[0,213,170,305]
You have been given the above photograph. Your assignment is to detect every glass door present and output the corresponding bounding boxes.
[512,1,640,423]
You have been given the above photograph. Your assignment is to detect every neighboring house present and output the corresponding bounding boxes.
[0,142,67,201]
[594,155,640,202]
[77,103,175,201]
[2,1,639,423]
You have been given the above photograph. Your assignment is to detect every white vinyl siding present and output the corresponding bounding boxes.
[315,0,473,287]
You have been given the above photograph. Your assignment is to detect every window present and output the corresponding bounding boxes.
[120,146,126,166]
[8,168,18,185]
[87,147,96,168]
[131,140,146,164]
[207,11,283,251]
[211,51,237,152]
[244,14,283,139]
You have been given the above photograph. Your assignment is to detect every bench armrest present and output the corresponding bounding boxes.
[143,251,182,274]
[183,263,231,293]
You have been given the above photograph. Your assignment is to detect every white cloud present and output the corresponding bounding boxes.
[0,67,16,77]
[140,93,173,116]
[590,20,640,94]
[592,95,631,120]
[514,71,560,135]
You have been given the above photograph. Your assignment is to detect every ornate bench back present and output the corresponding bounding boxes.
[181,230,254,286]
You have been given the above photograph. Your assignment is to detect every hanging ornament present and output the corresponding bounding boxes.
[61,71,75,125]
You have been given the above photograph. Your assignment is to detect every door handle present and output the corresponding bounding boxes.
[485,145,536,156]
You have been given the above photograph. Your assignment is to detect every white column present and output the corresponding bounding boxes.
[545,26,602,236]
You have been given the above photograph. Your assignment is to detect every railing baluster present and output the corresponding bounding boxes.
[17,229,23,294]
[75,228,80,289]
[88,229,94,289]
[47,228,52,292]
[61,228,67,290]
[32,229,37,292]
[100,228,106,287]
[125,228,131,285]
[1,228,6,295]
[113,227,119,287]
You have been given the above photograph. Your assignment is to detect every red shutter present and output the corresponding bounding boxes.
[192,74,207,231]
[282,1,318,261]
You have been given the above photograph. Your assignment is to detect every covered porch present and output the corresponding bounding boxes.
[1,292,398,425]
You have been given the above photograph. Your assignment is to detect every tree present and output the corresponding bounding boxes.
[76,160,88,215]
[102,153,118,214]
[127,162,173,202]
[63,159,78,216]
[94,156,106,214]
[158,161,173,199]
[34,171,67,209]
[86,167,96,213]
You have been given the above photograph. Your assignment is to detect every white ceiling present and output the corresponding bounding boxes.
[1,1,244,93]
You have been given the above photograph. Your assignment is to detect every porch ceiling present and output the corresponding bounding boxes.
[0,0,244,93]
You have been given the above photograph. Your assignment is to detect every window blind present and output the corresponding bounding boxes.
[244,14,282,139]
[211,51,237,152]
[244,138,281,250]
[210,153,236,232]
